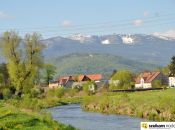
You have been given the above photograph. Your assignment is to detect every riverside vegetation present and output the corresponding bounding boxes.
[0,100,77,130]
[82,89,175,121]
[0,87,82,130]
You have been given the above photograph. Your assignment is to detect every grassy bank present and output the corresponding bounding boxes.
[82,89,175,121]
[0,98,79,130]
[0,87,84,130]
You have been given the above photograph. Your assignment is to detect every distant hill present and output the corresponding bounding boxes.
[43,34,175,65]
[47,53,159,76]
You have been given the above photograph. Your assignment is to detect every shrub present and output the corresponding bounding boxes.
[55,87,66,98]
[30,87,43,98]
[152,80,162,88]
[2,88,12,99]
[83,81,97,95]
[67,88,78,97]
[109,70,133,90]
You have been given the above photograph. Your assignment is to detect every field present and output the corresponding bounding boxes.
[82,89,175,121]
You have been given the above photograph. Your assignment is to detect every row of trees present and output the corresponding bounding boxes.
[0,31,56,97]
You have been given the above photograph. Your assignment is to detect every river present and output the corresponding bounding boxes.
[47,104,145,130]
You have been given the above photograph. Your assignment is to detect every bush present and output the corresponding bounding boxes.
[30,87,43,98]
[152,80,162,88]
[109,70,133,90]
[67,88,78,97]
[83,81,97,96]
[2,88,12,99]
[55,87,66,98]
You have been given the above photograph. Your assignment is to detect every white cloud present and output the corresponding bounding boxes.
[133,19,143,26]
[153,30,175,39]
[143,11,149,17]
[0,11,8,19]
[62,20,72,28]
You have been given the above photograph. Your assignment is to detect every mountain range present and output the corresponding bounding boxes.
[42,33,175,65]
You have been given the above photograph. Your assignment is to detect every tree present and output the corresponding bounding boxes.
[0,31,44,96]
[169,56,175,76]
[0,63,9,86]
[109,70,133,90]
[43,64,56,85]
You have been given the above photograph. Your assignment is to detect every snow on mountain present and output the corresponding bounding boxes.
[69,34,94,43]
[153,33,175,41]
[121,35,134,45]
[101,39,111,44]
[153,30,175,40]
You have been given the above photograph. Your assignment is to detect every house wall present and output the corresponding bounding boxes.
[135,83,152,88]
[169,77,175,87]
[65,80,74,88]
[49,83,59,89]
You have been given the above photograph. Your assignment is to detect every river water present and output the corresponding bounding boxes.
[47,104,145,130]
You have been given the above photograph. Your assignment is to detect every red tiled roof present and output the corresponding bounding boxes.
[58,74,103,83]
[135,71,161,84]
[86,74,102,81]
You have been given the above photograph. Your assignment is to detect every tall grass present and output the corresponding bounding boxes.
[82,89,175,121]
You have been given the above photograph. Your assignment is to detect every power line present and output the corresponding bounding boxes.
[0,13,175,37]
[0,12,175,32]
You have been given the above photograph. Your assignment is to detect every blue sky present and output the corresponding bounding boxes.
[0,0,175,38]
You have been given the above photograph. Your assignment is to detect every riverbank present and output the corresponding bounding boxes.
[82,89,175,121]
[0,99,78,130]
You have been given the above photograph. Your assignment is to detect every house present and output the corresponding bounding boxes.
[49,81,59,89]
[53,74,103,89]
[169,76,175,87]
[58,76,75,88]
[78,75,91,82]
[86,74,102,83]
[135,71,168,88]
[78,74,102,82]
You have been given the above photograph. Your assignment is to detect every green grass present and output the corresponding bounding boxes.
[0,101,77,130]
[0,91,83,130]
[82,89,175,121]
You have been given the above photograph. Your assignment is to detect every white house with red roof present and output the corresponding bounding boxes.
[135,71,168,88]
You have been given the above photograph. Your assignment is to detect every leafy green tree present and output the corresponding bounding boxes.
[110,70,133,90]
[0,31,44,96]
[43,64,56,85]
[169,56,175,76]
